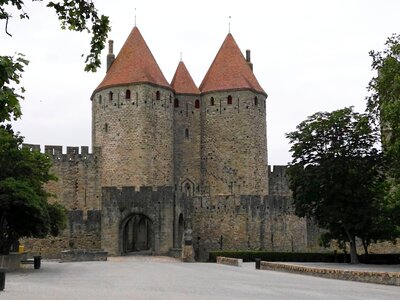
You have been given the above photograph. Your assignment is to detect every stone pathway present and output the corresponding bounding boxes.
[2,257,399,300]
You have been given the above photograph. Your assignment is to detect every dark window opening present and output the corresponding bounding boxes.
[99,95,102,104]
[125,89,131,99]
[109,91,113,101]
[156,91,160,100]
[210,97,215,106]
[174,99,179,108]
[227,95,232,105]
[169,95,172,103]
[105,123,108,132]
[254,96,258,106]
[185,128,189,139]
[195,99,200,109]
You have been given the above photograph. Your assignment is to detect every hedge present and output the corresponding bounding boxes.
[208,251,400,264]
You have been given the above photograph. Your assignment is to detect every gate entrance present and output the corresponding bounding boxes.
[122,214,153,253]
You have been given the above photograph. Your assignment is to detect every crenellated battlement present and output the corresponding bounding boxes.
[22,144,101,159]
[268,165,291,196]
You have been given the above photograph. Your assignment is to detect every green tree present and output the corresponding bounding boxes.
[0,0,109,254]
[286,107,396,264]
[1,0,110,72]
[367,33,400,223]
[0,126,67,254]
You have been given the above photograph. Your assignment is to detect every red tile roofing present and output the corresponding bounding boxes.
[171,61,200,95]
[94,27,170,93]
[200,34,266,95]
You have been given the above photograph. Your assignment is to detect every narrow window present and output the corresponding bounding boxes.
[195,99,200,109]
[99,95,102,104]
[169,95,172,103]
[185,128,189,139]
[125,89,131,99]
[210,97,215,106]
[156,91,160,100]
[174,98,179,108]
[254,96,258,106]
[104,123,108,133]
[227,95,232,105]
[109,91,113,101]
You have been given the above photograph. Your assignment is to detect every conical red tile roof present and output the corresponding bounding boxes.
[94,27,170,93]
[200,34,266,95]
[171,61,200,95]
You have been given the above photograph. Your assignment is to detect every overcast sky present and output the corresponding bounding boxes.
[3,0,400,165]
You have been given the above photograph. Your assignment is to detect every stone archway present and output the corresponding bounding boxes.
[122,214,153,253]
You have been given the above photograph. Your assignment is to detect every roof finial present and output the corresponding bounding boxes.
[228,16,231,33]
[134,8,137,26]
[180,52,183,62]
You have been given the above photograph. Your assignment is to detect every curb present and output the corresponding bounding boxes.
[260,261,400,286]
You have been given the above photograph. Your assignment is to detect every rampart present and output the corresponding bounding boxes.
[22,144,102,211]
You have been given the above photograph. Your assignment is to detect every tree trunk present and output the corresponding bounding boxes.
[344,227,359,264]
[362,238,369,256]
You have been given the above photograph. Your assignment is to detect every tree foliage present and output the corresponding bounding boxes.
[1,0,110,72]
[287,107,397,263]
[367,34,400,223]
[0,126,66,254]
[0,54,28,122]
[0,0,109,254]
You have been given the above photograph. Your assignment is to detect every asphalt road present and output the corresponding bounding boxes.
[1,256,399,300]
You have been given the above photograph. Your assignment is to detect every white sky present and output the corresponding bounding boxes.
[3,0,400,165]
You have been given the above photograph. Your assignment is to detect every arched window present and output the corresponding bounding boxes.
[109,91,113,101]
[227,95,232,105]
[99,95,102,104]
[174,99,179,108]
[195,99,200,109]
[254,96,258,106]
[185,128,189,139]
[156,91,160,100]
[125,89,131,99]
[210,97,215,106]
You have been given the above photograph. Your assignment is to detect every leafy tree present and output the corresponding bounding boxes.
[367,33,400,223]
[1,0,110,72]
[0,126,67,254]
[0,0,110,254]
[286,107,397,263]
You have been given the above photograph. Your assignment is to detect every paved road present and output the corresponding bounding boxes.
[1,256,399,300]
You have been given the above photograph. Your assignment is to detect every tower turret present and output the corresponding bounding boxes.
[199,33,268,196]
[91,26,174,188]
[171,61,201,197]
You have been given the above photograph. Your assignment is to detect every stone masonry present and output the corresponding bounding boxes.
[21,26,400,259]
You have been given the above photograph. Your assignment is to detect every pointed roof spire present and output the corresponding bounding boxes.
[199,33,266,96]
[171,61,200,95]
[94,27,170,94]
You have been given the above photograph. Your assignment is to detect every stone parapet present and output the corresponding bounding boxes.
[216,256,243,267]
[260,261,400,286]
[60,249,107,262]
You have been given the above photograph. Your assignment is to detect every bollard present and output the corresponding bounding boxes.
[34,256,41,270]
[0,268,6,291]
[255,258,261,270]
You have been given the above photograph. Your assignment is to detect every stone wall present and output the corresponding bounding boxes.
[23,144,102,211]
[21,210,102,259]
[200,90,268,196]
[92,83,174,187]
[101,186,175,256]
[173,93,201,198]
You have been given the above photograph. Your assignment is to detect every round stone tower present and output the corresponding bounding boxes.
[199,33,268,196]
[91,26,174,187]
[171,60,201,197]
